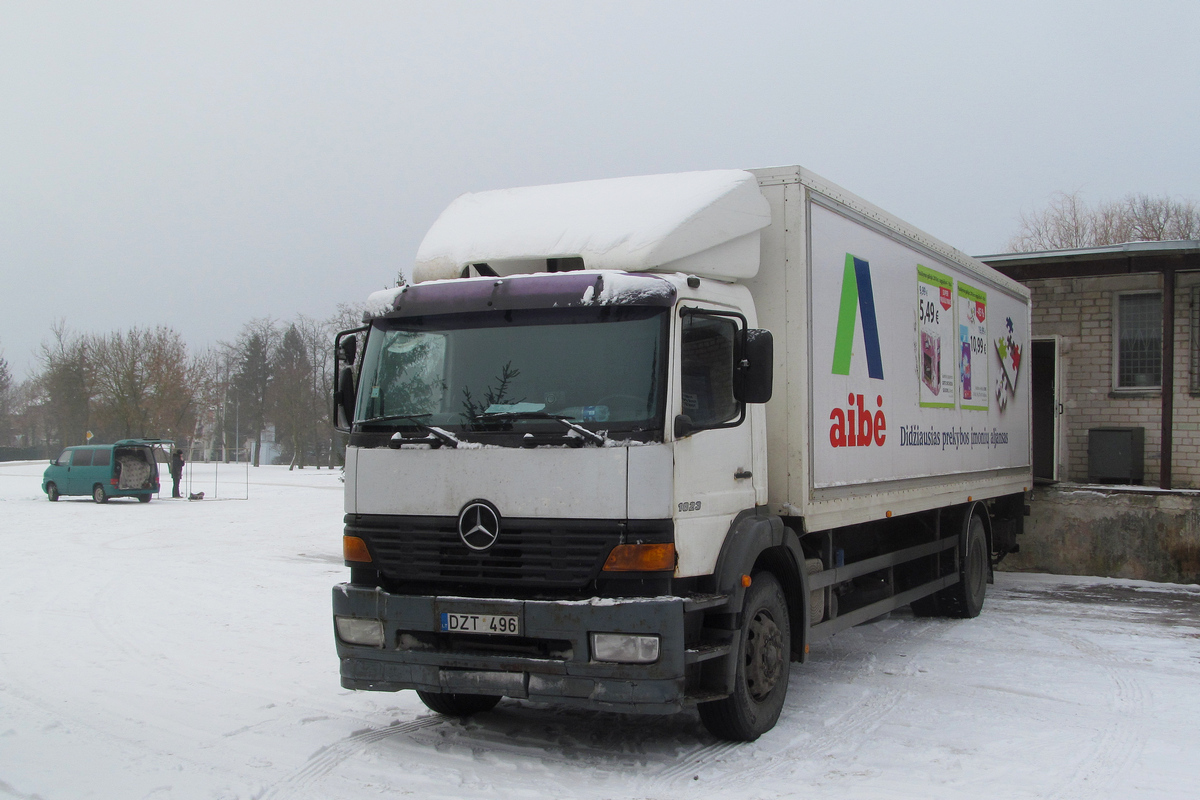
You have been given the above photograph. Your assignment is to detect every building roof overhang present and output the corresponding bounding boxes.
[978,240,1200,281]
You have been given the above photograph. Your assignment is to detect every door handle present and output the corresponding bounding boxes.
[735,469,753,480]
[1057,403,1064,415]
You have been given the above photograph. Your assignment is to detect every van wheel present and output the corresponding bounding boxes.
[699,572,790,741]
[93,485,108,504]
[416,691,501,716]
[47,483,59,502]
[137,494,152,503]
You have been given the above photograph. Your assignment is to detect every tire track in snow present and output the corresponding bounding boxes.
[260,716,447,799]
[649,616,940,791]
[262,707,681,799]
[1029,622,1149,800]
[647,738,745,785]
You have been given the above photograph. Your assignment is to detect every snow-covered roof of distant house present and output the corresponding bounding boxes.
[412,169,772,283]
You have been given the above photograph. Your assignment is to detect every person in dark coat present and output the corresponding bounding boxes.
[169,449,185,498]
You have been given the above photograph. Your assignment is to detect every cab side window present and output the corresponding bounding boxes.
[680,314,739,427]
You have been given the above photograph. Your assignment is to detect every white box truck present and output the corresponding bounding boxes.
[331,166,1031,741]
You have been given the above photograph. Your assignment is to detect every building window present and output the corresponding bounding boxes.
[1116,292,1162,389]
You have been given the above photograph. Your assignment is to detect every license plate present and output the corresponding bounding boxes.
[440,612,521,636]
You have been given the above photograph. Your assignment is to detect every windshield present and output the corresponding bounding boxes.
[355,306,668,436]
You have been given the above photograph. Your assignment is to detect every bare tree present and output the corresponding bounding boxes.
[0,348,13,446]
[38,322,92,449]
[1010,191,1200,252]
[88,326,199,442]
[295,314,333,468]
[11,378,49,454]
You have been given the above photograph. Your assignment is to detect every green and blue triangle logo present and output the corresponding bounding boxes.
[831,254,884,380]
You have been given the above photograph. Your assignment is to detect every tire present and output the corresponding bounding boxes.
[699,572,791,741]
[93,485,108,504]
[415,691,501,716]
[137,494,152,503]
[46,483,59,502]
[937,514,988,619]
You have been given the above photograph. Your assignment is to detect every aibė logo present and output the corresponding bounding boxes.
[830,254,887,448]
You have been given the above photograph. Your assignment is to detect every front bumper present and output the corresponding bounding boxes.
[332,584,690,714]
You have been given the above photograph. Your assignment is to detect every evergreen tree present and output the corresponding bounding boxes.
[270,324,313,469]
[231,325,274,467]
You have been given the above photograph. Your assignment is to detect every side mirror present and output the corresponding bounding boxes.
[336,366,357,430]
[734,328,773,404]
[333,325,368,430]
[674,414,695,439]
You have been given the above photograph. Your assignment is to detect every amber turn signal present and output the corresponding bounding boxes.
[343,535,372,563]
[602,542,675,572]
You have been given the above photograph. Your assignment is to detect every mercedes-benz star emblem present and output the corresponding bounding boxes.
[458,502,500,551]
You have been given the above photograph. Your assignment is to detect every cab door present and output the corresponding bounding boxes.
[671,308,757,577]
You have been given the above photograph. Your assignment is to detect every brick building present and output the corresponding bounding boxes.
[981,241,1200,488]
[976,243,1200,584]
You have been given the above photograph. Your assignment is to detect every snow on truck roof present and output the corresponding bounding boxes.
[412,169,772,283]
[365,270,677,319]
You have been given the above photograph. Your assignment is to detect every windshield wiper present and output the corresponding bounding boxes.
[362,413,461,448]
[476,411,607,446]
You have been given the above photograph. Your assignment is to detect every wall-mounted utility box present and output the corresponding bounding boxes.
[1088,427,1145,484]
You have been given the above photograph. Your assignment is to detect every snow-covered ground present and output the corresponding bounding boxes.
[2,459,1198,800]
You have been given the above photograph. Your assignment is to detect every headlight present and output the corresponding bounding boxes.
[590,633,660,664]
[335,616,385,647]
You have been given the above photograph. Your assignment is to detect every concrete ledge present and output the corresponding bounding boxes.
[999,483,1200,584]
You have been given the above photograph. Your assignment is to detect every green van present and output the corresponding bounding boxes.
[42,439,165,503]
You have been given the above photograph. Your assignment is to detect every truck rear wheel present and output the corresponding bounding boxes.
[940,514,988,618]
[93,485,108,504]
[416,691,501,717]
[699,571,790,741]
[914,514,987,619]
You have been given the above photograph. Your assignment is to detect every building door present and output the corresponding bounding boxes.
[1031,338,1059,481]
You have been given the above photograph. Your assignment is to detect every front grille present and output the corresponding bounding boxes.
[347,514,627,589]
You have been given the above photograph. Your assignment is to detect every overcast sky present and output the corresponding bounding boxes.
[2,1,1197,380]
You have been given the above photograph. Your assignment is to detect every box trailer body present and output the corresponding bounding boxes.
[746,166,1030,528]
[332,166,1031,741]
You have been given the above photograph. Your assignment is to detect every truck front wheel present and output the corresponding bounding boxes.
[416,691,501,717]
[699,571,791,741]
